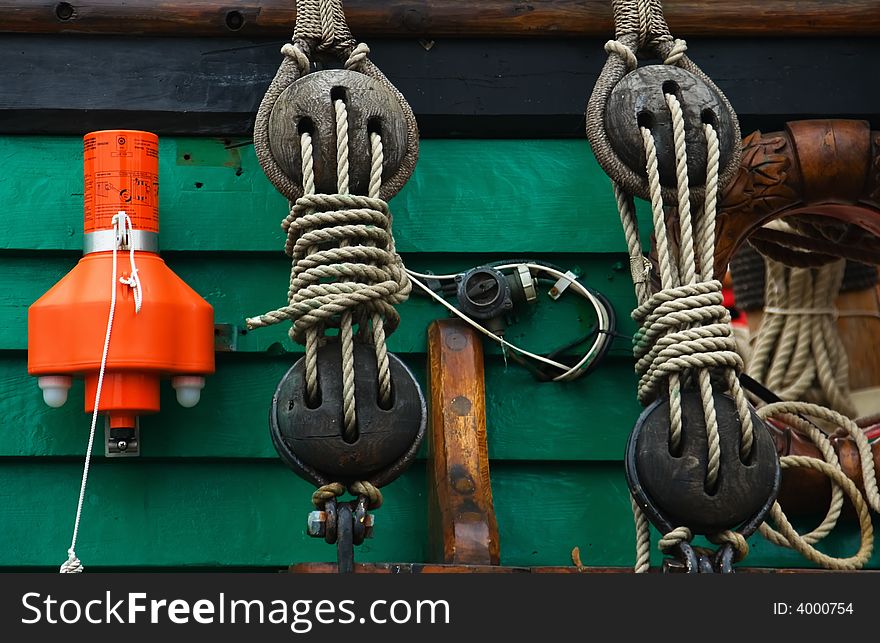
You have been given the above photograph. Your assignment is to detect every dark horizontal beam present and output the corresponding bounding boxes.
[0,35,877,137]
[4,1,880,37]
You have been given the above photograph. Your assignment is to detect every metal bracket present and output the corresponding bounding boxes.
[213,323,240,352]
[105,417,140,457]
[305,496,374,574]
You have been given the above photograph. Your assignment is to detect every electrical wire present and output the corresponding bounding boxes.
[405,262,616,382]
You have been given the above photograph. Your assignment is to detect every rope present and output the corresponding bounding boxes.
[249,0,423,517]
[294,0,355,54]
[587,0,742,205]
[748,258,857,416]
[632,114,753,469]
[247,104,409,439]
[60,212,141,574]
[312,480,383,510]
[631,496,651,573]
[755,402,879,571]
[599,21,754,567]
[753,403,878,569]
[253,1,418,204]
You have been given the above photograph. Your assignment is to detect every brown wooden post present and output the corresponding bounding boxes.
[6,1,880,37]
[426,319,500,565]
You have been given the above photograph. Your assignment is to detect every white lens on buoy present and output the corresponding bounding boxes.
[172,375,205,408]
[38,375,72,408]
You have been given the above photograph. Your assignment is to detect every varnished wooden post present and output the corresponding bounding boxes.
[426,319,500,565]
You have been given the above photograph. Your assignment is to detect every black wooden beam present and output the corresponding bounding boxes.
[0,35,877,138]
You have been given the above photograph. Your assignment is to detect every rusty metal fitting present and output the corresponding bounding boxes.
[306,510,327,538]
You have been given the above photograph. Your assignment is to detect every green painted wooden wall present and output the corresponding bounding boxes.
[0,137,873,570]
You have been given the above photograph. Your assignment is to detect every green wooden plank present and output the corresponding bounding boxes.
[0,137,650,254]
[1,253,641,353]
[0,353,640,461]
[0,461,871,569]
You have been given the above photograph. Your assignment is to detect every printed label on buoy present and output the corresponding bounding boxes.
[83,130,159,233]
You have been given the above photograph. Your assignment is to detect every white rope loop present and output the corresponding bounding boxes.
[60,211,139,574]
[115,212,143,314]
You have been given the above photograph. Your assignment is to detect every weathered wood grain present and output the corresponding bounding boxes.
[717,121,880,276]
[4,1,879,37]
[0,36,876,137]
[0,460,869,569]
[427,320,500,565]
[0,137,652,254]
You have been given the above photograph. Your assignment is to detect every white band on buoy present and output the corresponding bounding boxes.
[83,229,158,255]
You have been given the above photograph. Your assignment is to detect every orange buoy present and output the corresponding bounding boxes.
[28,130,215,452]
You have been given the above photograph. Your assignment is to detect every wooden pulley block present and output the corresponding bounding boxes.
[625,389,780,535]
[268,69,411,197]
[715,119,880,277]
[269,341,426,487]
[605,65,738,188]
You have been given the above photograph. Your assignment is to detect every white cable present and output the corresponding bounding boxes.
[405,263,613,382]
[60,211,131,574]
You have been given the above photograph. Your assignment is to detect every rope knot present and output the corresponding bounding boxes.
[344,43,371,71]
[280,42,311,74]
[708,530,749,562]
[663,38,688,65]
[349,480,383,509]
[312,482,345,508]
[276,192,410,344]
[631,280,742,404]
[311,480,384,510]
[59,549,83,574]
[658,526,692,553]
[604,39,638,70]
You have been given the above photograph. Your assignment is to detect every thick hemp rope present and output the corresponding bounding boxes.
[756,402,879,569]
[248,0,418,511]
[589,0,753,570]
[627,104,753,571]
[253,1,418,204]
[247,107,409,509]
[587,0,742,206]
[595,0,877,572]
[748,256,857,417]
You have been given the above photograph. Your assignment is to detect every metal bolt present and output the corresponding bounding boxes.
[306,510,327,537]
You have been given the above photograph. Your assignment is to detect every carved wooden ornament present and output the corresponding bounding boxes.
[715,119,880,276]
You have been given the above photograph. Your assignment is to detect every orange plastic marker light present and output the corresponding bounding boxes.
[28,130,215,455]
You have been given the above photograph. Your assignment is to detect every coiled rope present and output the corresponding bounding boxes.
[248,0,418,511]
[748,257,857,416]
[756,402,879,569]
[247,99,409,508]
